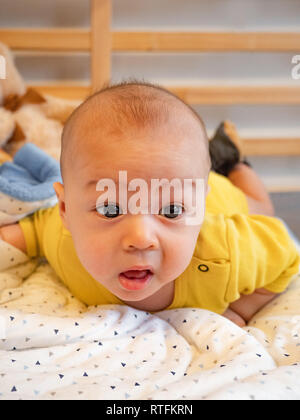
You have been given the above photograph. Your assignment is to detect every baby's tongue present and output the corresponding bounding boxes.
[122,270,149,279]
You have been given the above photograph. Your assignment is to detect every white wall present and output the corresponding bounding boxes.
[0,0,299,188]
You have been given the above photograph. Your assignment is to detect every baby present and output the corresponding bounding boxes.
[0,81,299,327]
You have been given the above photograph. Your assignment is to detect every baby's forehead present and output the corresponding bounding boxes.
[73,126,207,183]
[62,86,211,182]
[75,142,208,197]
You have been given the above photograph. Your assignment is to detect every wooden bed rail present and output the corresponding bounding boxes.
[1,29,300,52]
[0,0,113,93]
[1,28,299,106]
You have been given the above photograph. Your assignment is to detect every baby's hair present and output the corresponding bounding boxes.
[61,79,211,180]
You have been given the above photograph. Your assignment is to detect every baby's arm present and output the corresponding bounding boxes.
[228,162,275,217]
[0,223,27,254]
[223,288,277,327]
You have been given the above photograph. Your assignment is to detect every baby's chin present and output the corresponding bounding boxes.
[113,274,164,304]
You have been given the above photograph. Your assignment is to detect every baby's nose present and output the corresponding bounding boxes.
[122,215,159,251]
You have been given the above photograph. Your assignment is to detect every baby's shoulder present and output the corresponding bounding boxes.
[194,213,229,261]
[37,203,65,235]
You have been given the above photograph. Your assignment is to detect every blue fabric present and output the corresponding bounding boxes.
[0,143,62,202]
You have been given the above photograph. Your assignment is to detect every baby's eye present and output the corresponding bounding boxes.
[159,204,184,219]
[96,203,123,218]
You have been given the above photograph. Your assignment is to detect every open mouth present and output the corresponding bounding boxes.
[118,269,153,291]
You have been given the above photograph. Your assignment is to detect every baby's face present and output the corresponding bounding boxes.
[55,119,209,310]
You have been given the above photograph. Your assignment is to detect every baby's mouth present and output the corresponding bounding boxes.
[118,269,153,291]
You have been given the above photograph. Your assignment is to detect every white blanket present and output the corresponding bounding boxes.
[0,252,300,400]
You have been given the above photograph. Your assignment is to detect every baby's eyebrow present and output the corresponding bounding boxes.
[85,179,119,189]
[84,180,97,189]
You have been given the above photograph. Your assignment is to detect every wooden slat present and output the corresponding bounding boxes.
[1,29,300,52]
[243,138,300,156]
[29,84,300,105]
[112,32,300,52]
[169,85,300,105]
[0,28,90,52]
[266,185,300,193]
[30,84,91,100]
[90,0,112,92]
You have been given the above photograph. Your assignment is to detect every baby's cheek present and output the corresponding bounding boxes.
[163,240,195,279]
[176,229,199,270]
[73,233,112,274]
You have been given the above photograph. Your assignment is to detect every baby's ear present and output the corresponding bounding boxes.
[53,182,69,230]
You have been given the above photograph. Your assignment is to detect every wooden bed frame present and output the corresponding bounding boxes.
[0,0,299,160]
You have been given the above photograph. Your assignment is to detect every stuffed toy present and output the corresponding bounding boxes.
[0,42,81,162]
[0,108,15,153]
[0,141,62,274]
[0,44,78,275]
[0,142,61,226]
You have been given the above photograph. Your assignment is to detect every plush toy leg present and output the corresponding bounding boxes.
[0,108,15,148]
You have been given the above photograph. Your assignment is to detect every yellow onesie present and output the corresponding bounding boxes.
[19,171,300,314]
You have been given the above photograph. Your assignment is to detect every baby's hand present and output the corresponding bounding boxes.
[223,288,278,327]
[222,307,246,328]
